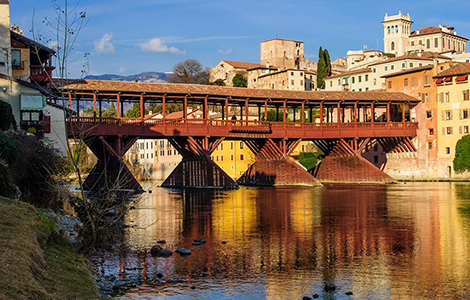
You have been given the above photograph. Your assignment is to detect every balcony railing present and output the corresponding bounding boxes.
[30,65,55,82]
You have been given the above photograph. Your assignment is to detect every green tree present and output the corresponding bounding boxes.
[316,47,332,90]
[454,135,470,172]
[125,102,142,118]
[102,102,117,117]
[232,74,247,87]
[299,152,320,171]
[0,100,17,131]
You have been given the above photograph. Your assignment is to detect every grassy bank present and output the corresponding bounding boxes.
[0,196,104,300]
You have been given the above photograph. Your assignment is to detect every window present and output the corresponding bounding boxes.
[410,63,414,68]
[11,49,21,67]
[374,78,377,86]
[426,111,432,118]
[446,147,451,154]
[424,75,431,85]
[411,41,415,46]
[352,77,355,84]
[240,154,244,161]
[391,42,395,51]
[384,66,388,72]
[365,75,369,81]
[372,68,376,73]
[167,149,171,155]
[230,142,234,150]
[463,90,469,101]
[220,155,223,162]
[388,81,392,89]
[374,144,378,152]
[291,80,294,85]
[402,62,406,69]
[446,127,453,135]
[358,76,362,83]
[412,77,417,87]
[427,142,433,150]
[445,111,452,120]
[230,154,234,161]
[429,128,434,135]
[435,38,439,48]
[240,141,244,149]
[291,72,294,76]
[391,65,395,70]
[465,126,469,134]
[374,156,379,164]
[426,39,431,49]
[445,92,450,102]
[463,110,469,119]
[404,78,409,87]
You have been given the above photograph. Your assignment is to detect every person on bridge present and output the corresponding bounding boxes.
[231,115,237,120]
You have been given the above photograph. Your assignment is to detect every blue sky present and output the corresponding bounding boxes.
[9,0,470,78]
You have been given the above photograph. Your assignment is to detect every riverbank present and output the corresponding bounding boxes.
[0,196,105,299]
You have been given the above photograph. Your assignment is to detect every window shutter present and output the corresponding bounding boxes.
[421,94,425,103]
[460,109,462,119]
[450,110,453,120]
[441,111,445,121]
[442,127,446,135]
[440,92,444,103]
[460,126,463,134]
[451,127,453,134]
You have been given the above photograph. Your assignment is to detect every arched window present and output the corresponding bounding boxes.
[388,26,390,34]
[395,25,399,34]
[391,42,395,51]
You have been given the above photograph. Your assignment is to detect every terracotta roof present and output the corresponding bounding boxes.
[261,38,303,43]
[419,51,452,60]
[435,62,470,78]
[221,60,263,69]
[56,79,419,103]
[369,55,432,66]
[326,68,371,79]
[381,65,434,78]
[410,26,468,40]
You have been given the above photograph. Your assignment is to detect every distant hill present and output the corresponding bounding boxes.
[85,72,169,83]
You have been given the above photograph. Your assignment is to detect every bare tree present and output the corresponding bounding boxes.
[167,59,210,84]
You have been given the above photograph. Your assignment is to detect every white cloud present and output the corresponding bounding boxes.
[218,48,232,55]
[138,38,186,55]
[118,67,125,74]
[94,33,115,54]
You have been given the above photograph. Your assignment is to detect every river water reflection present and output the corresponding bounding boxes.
[90,182,470,299]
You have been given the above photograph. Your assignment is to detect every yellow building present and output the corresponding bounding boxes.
[435,62,470,177]
[211,140,255,179]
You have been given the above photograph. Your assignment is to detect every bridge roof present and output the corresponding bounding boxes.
[57,79,419,103]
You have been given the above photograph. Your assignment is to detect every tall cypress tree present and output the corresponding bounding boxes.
[316,47,332,90]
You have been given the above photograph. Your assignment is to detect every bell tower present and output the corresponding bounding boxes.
[382,11,413,57]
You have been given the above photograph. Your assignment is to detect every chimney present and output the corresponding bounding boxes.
[0,0,11,77]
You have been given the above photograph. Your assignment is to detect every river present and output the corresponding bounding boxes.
[88,182,470,299]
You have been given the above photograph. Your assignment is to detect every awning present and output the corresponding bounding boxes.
[444,77,453,82]
[456,75,468,82]
[436,78,443,84]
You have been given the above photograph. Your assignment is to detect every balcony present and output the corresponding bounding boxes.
[30,65,55,82]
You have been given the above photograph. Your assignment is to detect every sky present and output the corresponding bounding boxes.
[9,0,470,79]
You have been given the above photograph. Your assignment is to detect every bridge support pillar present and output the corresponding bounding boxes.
[238,139,321,186]
[312,138,398,183]
[161,137,237,189]
[82,136,142,192]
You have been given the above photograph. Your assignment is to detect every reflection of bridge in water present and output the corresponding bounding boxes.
[60,80,420,191]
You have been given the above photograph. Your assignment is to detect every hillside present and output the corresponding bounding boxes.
[85,71,169,83]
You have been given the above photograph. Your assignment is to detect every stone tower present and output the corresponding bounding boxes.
[382,11,413,56]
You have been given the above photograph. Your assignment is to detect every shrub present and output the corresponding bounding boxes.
[454,135,470,172]
[299,152,320,171]
[0,100,17,131]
